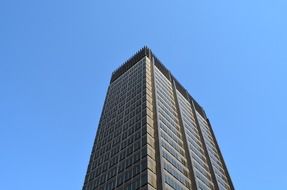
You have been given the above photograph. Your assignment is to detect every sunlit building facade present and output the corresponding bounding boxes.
[83,47,234,190]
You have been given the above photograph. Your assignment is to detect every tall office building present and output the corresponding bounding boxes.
[83,47,234,190]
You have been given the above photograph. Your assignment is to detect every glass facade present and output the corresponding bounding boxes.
[154,66,192,190]
[196,113,230,190]
[83,57,157,190]
[176,91,214,190]
[82,47,234,190]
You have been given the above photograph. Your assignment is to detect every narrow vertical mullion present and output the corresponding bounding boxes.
[150,56,163,190]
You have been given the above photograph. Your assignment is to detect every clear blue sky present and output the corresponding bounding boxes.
[1,0,286,189]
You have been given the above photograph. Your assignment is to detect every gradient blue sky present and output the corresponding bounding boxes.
[1,0,287,189]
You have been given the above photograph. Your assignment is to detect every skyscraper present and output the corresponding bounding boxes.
[83,47,234,190]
